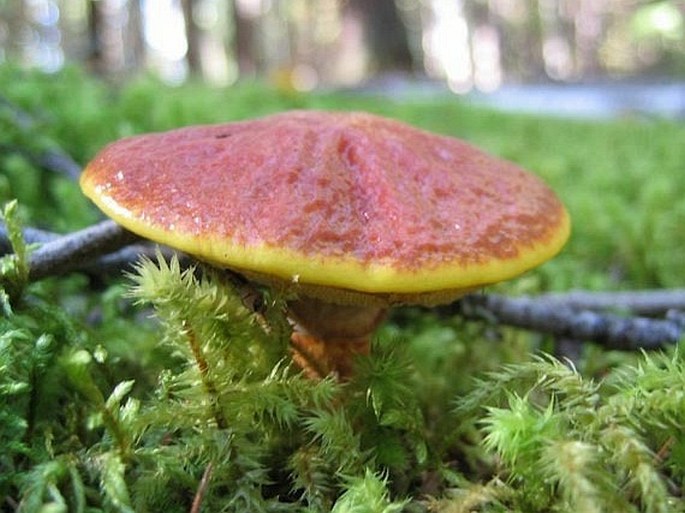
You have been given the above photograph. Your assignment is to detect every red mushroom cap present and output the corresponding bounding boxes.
[80,110,570,305]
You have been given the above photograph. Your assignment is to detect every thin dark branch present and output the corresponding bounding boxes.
[27,220,140,280]
[534,289,685,316]
[0,223,59,254]
[0,94,34,130]
[80,243,179,277]
[457,294,683,350]
[0,221,190,280]
[35,148,82,180]
[553,337,584,362]
[0,94,83,180]
[0,143,83,181]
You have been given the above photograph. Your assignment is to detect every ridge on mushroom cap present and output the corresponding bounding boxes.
[80,110,570,303]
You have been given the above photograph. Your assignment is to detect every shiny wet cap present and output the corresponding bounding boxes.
[80,110,570,304]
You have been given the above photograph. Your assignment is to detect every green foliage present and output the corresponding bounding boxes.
[0,289,97,510]
[0,200,29,302]
[1,64,684,510]
[4,252,680,512]
[0,251,438,511]
[123,254,445,511]
[446,353,685,512]
[331,470,407,513]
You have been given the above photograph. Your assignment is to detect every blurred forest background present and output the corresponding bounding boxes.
[1,0,684,91]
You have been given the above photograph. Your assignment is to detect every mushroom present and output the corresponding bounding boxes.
[80,110,570,379]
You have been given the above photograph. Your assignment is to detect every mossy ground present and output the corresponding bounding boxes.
[0,64,684,512]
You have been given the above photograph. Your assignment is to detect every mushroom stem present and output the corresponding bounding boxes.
[287,298,387,379]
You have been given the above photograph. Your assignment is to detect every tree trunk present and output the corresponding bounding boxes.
[181,0,203,76]
[86,0,105,74]
[347,0,414,72]
[232,0,258,77]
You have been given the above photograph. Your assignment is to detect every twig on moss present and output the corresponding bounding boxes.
[0,143,83,181]
[0,94,35,130]
[552,337,584,362]
[667,310,685,329]
[1,221,188,280]
[0,95,83,180]
[26,220,140,281]
[534,289,685,316]
[456,294,683,350]
[34,147,82,180]
[0,222,58,253]
[84,244,183,276]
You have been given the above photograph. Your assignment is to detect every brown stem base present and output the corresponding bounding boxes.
[287,297,386,380]
[290,331,370,380]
